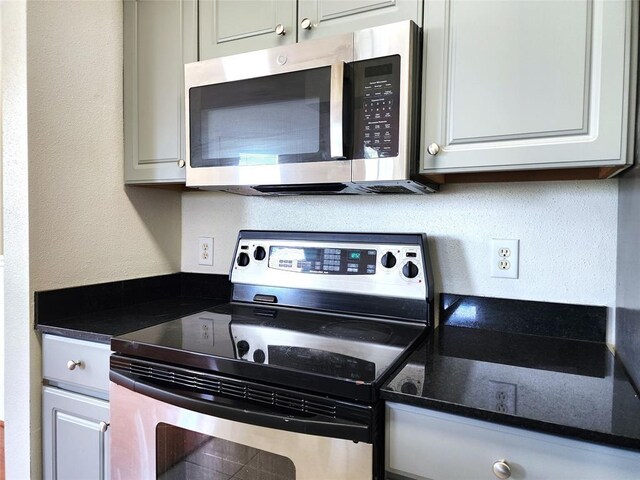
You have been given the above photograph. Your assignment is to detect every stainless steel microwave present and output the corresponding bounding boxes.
[184,21,437,195]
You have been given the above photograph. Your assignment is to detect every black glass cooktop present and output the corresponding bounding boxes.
[111,303,427,402]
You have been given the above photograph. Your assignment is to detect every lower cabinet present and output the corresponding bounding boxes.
[43,387,110,480]
[42,334,111,480]
[386,402,640,480]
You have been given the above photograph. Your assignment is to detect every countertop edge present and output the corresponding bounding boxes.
[381,390,640,454]
[37,325,111,344]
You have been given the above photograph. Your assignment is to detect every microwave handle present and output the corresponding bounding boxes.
[330,62,345,159]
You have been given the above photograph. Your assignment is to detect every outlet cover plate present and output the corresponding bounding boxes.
[198,236,214,266]
[491,239,519,279]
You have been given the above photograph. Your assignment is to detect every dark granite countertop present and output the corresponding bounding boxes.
[37,297,226,343]
[382,294,640,453]
[35,273,231,343]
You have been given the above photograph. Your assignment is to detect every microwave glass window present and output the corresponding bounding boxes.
[201,97,320,162]
[190,67,333,168]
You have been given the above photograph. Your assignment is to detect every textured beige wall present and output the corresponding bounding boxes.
[2,1,182,476]
[28,0,181,292]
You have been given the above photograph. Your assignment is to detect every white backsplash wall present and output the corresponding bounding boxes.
[183,180,618,339]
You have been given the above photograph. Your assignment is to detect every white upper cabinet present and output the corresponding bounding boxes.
[421,0,637,176]
[199,0,422,60]
[297,0,422,41]
[199,0,297,60]
[124,0,197,184]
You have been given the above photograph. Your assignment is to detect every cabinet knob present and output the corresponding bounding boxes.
[274,24,286,36]
[99,421,110,433]
[177,159,186,168]
[66,360,82,371]
[300,18,312,30]
[427,143,441,156]
[492,460,511,479]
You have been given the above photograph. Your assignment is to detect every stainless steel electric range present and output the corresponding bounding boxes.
[109,231,433,480]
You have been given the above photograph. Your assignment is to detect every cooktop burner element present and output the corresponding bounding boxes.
[111,231,434,403]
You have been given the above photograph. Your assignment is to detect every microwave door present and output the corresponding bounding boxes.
[185,47,353,190]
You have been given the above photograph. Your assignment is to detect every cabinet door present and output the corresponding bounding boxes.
[43,387,110,480]
[421,0,637,174]
[297,0,422,41]
[199,0,296,60]
[386,403,640,480]
[123,0,197,184]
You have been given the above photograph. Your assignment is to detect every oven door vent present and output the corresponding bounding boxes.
[111,357,338,419]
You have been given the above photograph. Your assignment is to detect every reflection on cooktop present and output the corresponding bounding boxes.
[113,302,426,385]
[319,321,394,343]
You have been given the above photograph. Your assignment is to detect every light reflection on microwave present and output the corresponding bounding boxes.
[239,153,280,165]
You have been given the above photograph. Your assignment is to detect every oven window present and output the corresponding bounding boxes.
[189,67,333,168]
[156,423,296,479]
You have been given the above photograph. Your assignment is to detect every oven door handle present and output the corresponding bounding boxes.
[110,370,371,443]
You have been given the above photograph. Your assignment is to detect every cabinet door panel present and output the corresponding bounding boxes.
[422,0,636,173]
[43,387,110,480]
[199,0,296,60]
[124,0,197,183]
[386,403,640,480]
[448,1,589,141]
[298,0,422,41]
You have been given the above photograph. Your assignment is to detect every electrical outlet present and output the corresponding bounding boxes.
[489,381,517,414]
[491,239,519,279]
[198,237,214,266]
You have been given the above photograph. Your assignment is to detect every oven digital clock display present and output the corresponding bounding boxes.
[268,246,377,275]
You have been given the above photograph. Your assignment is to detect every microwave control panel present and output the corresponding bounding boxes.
[353,55,401,160]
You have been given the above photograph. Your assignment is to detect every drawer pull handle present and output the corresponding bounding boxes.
[66,360,82,371]
[493,460,511,479]
[99,421,109,433]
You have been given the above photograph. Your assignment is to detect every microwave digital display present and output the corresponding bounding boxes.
[365,63,393,78]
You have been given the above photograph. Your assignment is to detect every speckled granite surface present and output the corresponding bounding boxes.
[35,273,231,343]
[382,294,640,452]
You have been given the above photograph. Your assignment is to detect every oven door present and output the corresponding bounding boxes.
[110,380,373,480]
[185,34,353,190]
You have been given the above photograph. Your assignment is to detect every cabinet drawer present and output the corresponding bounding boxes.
[386,403,640,480]
[43,334,111,394]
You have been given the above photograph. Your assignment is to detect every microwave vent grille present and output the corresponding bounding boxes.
[359,185,417,194]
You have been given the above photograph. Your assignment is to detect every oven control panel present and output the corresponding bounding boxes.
[230,232,431,301]
[268,246,377,275]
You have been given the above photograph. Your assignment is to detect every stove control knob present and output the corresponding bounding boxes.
[254,246,266,261]
[237,340,249,358]
[253,349,266,364]
[381,252,396,268]
[237,252,250,267]
[403,261,419,279]
[400,381,418,395]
